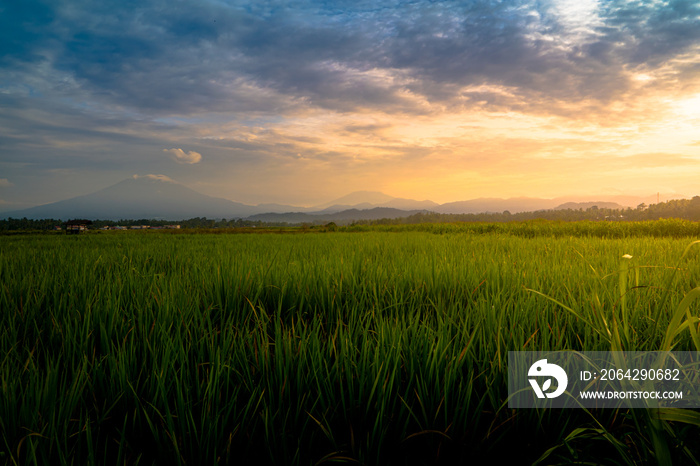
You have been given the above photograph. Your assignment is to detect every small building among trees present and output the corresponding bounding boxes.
[64,219,92,234]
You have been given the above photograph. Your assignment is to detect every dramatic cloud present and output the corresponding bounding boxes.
[1,0,699,209]
[163,148,202,164]
[6,0,697,116]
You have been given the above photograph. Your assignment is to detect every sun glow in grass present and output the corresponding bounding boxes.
[1,226,700,464]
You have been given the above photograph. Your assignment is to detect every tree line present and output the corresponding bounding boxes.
[356,196,700,226]
[0,217,270,231]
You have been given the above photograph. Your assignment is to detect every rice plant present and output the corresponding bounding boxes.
[1,224,699,464]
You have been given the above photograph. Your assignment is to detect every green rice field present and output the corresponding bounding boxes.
[3,221,700,465]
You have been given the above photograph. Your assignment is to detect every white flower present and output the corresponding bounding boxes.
[622,254,633,259]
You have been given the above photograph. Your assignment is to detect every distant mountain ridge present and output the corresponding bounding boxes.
[0,175,689,221]
[435,197,560,214]
[310,191,439,213]
[4,175,262,220]
[311,191,395,210]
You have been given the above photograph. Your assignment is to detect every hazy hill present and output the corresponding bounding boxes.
[3,175,262,220]
[383,197,440,210]
[435,197,562,214]
[312,191,438,213]
[3,181,439,220]
[2,175,689,222]
[311,191,395,210]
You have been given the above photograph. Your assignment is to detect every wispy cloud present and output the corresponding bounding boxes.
[132,174,175,182]
[7,0,697,117]
[0,178,13,187]
[2,0,700,206]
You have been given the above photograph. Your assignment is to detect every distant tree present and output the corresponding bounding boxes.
[688,197,700,221]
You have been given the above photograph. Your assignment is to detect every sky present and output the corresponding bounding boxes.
[1,0,700,210]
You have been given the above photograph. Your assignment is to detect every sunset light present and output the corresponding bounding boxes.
[5,3,700,464]
[2,0,699,210]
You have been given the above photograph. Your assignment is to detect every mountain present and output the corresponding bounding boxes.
[3,175,261,220]
[435,197,562,214]
[255,202,314,213]
[553,194,686,208]
[312,191,395,210]
[313,191,439,213]
[315,203,378,214]
[433,195,688,215]
[383,197,440,210]
[1,178,436,221]
[3,175,690,222]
